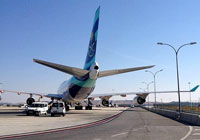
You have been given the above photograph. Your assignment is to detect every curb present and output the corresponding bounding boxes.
[0,110,125,139]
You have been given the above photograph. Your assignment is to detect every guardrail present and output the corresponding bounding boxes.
[142,106,200,126]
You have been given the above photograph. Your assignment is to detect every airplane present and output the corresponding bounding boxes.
[0,7,198,110]
[0,7,155,110]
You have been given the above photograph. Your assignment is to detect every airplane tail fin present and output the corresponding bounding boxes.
[84,6,100,70]
[190,85,199,92]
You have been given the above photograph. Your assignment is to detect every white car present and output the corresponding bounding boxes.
[51,101,66,117]
[26,102,48,116]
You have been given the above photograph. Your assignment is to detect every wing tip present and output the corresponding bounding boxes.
[149,65,155,68]
[33,58,38,63]
[190,85,199,92]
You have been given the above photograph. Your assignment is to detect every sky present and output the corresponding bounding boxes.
[1,0,200,103]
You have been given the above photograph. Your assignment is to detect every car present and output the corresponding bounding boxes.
[131,105,135,108]
[51,101,66,117]
[26,102,48,116]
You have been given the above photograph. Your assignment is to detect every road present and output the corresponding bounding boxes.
[9,107,199,140]
[0,107,124,137]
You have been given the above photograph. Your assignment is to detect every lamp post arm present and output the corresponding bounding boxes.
[162,43,177,54]
[155,70,161,76]
[177,43,191,54]
[146,71,154,77]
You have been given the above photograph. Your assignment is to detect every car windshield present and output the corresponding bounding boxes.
[30,104,46,107]
[52,103,63,107]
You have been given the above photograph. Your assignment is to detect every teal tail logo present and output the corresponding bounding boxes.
[84,7,100,70]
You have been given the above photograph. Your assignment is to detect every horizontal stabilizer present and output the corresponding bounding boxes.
[33,59,89,78]
[98,65,154,78]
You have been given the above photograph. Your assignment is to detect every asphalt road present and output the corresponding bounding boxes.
[0,109,25,118]
[9,107,195,140]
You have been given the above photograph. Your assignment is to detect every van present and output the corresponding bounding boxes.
[51,101,66,117]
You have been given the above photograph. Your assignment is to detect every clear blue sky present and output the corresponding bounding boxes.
[1,0,200,103]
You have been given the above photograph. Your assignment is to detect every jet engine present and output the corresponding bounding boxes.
[102,99,109,107]
[26,97,35,105]
[100,95,112,107]
[133,96,146,105]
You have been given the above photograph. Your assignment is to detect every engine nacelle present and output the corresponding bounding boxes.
[26,97,35,105]
[102,99,109,107]
[133,96,146,105]
[89,62,99,79]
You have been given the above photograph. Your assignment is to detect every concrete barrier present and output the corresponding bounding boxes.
[180,112,200,125]
[142,107,200,126]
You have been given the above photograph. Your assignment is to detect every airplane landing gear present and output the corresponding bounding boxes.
[75,102,83,110]
[85,106,92,110]
[75,106,83,110]
[85,98,93,110]
[65,103,70,111]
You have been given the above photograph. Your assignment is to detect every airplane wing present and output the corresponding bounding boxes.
[89,85,199,98]
[0,89,63,100]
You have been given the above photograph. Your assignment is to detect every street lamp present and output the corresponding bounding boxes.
[142,81,154,108]
[0,83,3,101]
[0,83,3,88]
[139,88,146,92]
[157,42,197,114]
[145,69,163,108]
[142,81,154,92]
[188,82,191,108]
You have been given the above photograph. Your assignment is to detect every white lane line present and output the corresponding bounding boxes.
[111,132,128,137]
[93,138,102,140]
[180,126,193,140]
[195,128,200,131]
[132,128,143,132]
[193,133,200,135]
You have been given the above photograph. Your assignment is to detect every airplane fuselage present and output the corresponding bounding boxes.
[57,63,98,103]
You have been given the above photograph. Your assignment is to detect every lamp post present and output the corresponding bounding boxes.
[0,83,3,101]
[142,81,154,108]
[188,82,191,108]
[139,88,146,92]
[145,69,163,108]
[157,42,197,114]
[0,83,3,88]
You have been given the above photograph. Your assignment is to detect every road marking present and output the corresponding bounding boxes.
[193,133,200,135]
[195,128,200,131]
[132,128,143,132]
[111,132,128,137]
[180,126,193,140]
[93,138,102,140]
